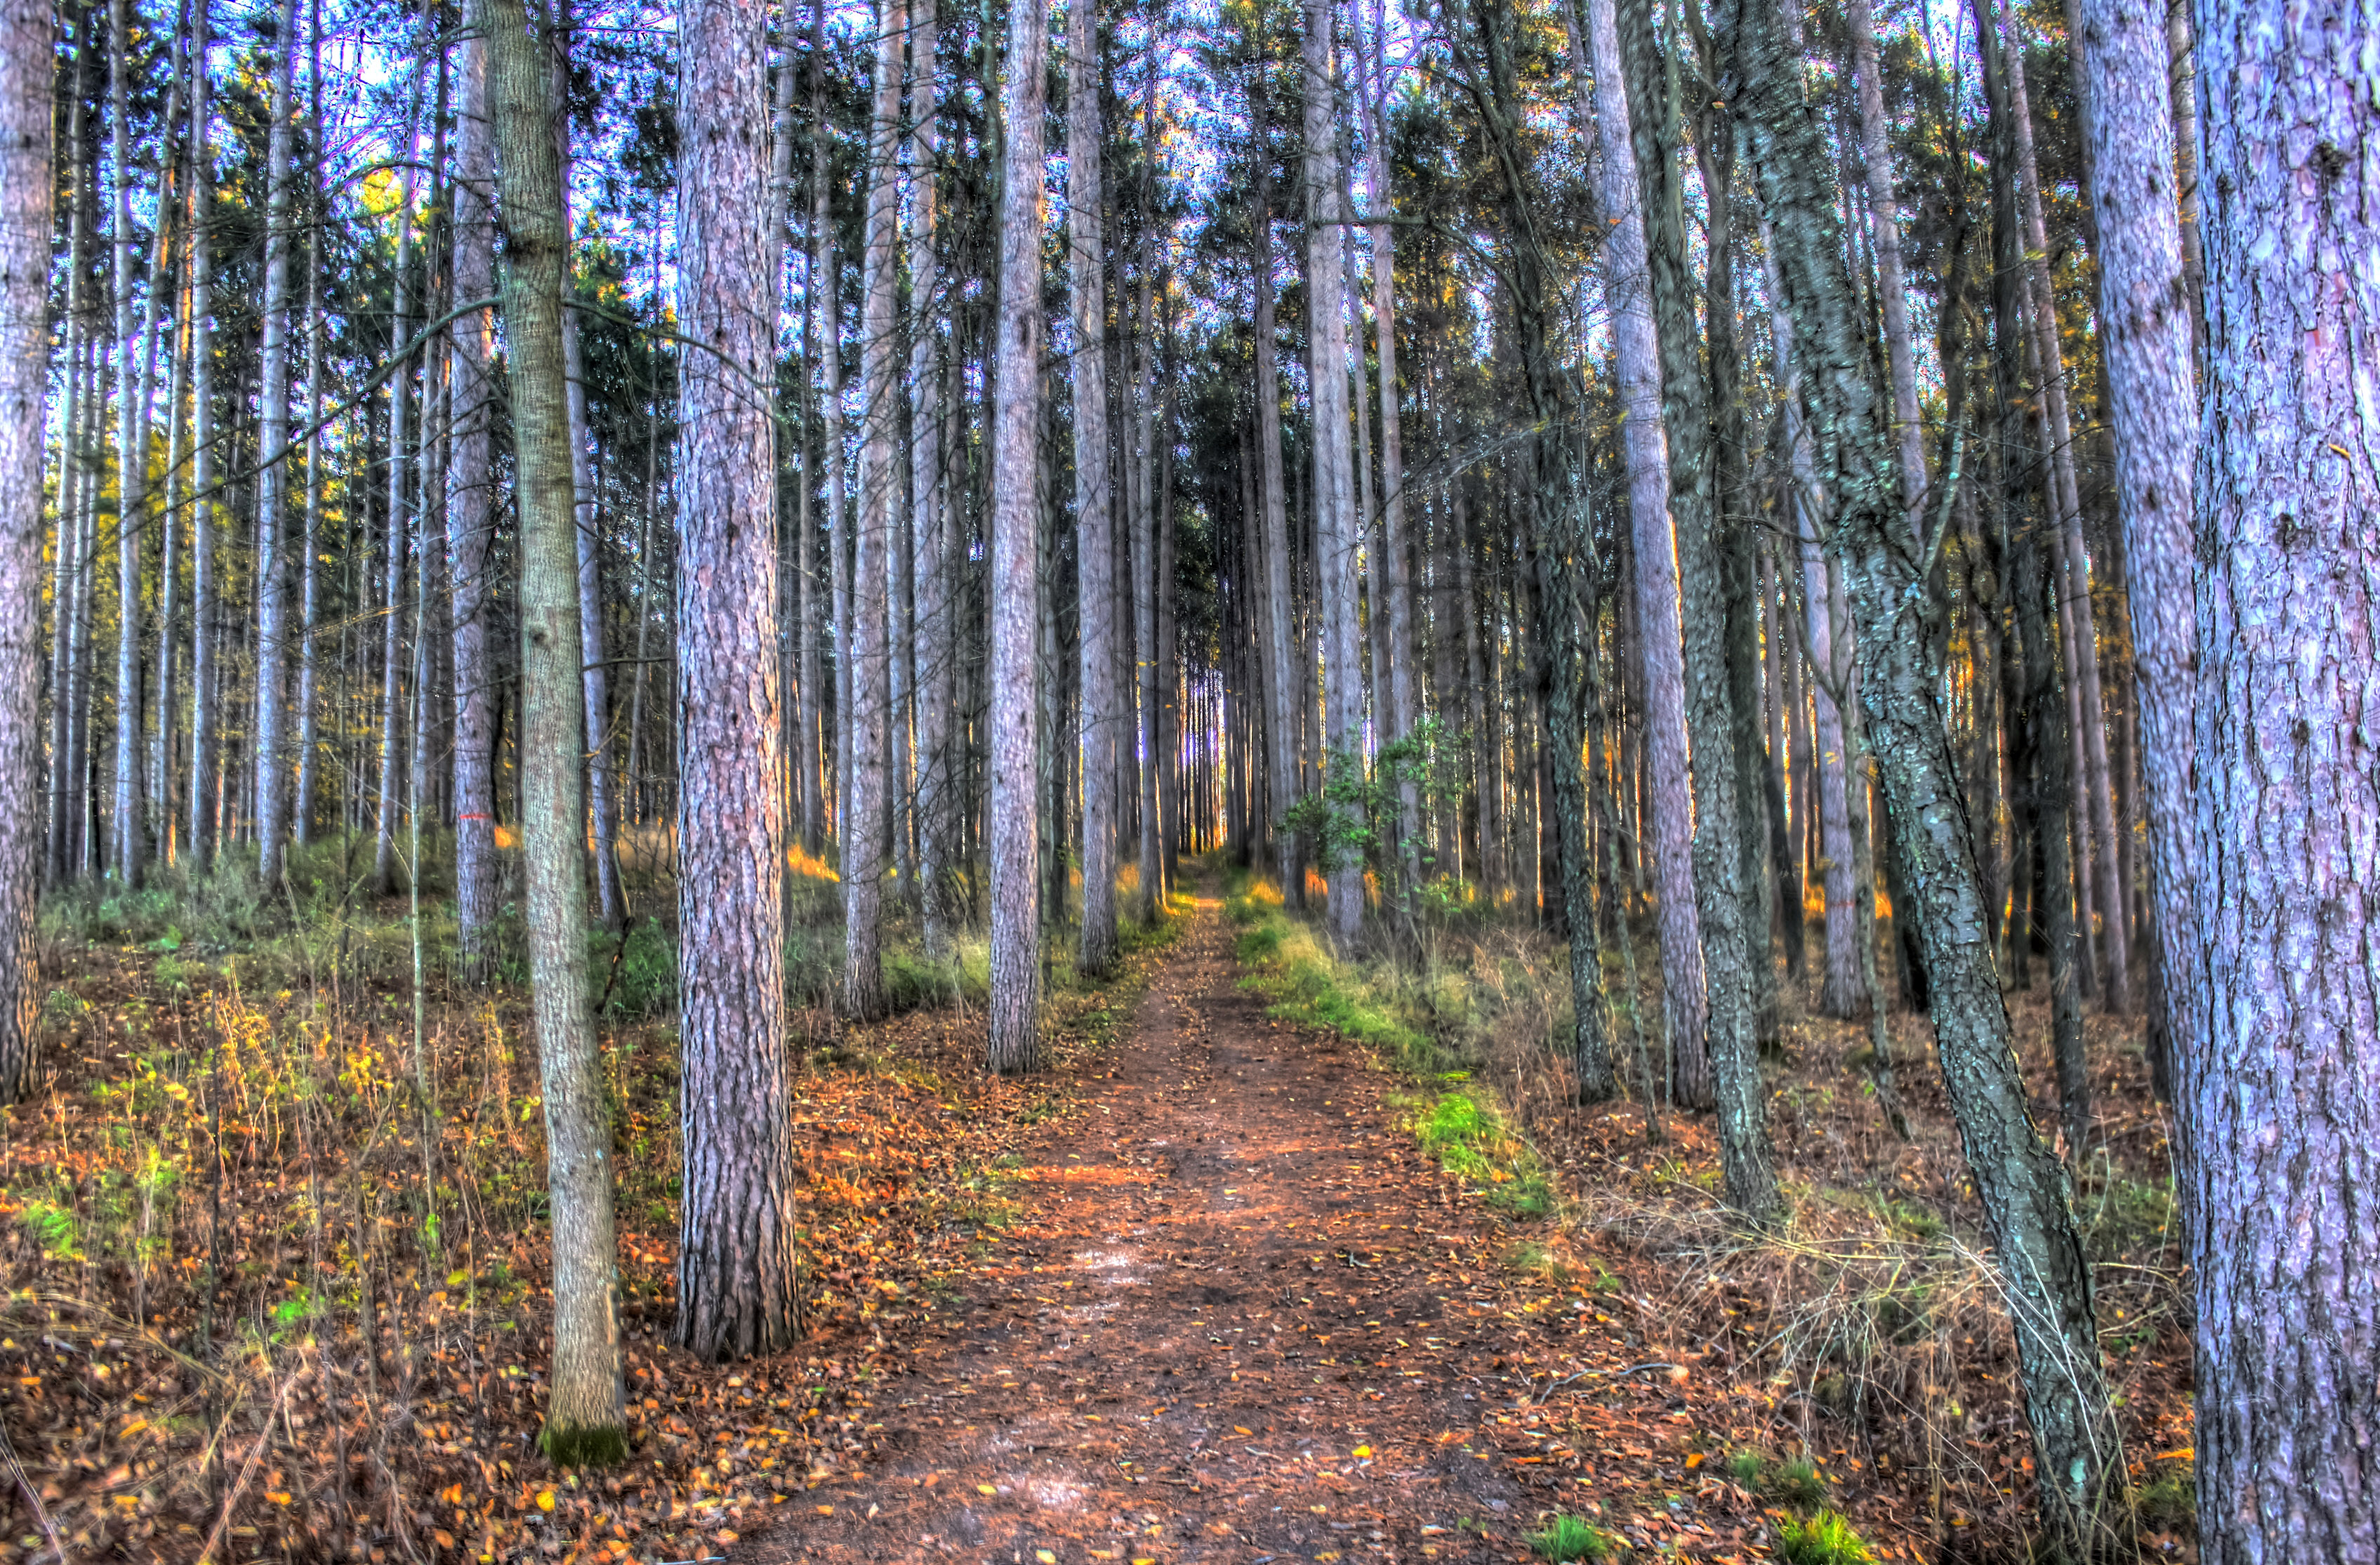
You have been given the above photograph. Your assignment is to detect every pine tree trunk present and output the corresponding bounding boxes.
[2188,6,2380,1556]
[293,22,324,848]
[1995,0,2127,1010]
[800,0,831,854]
[1726,0,2122,1536]
[842,0,901,1020]
[51,45,90,889]
[673,0,800,1359]
[250,0,300,888]
[985,0,1049,1073]
[0,0,52,1098]
[2076,0,2195,1123]
[480,0,628,1452]
[372,87,419,896]
[1614,0,1775,1213]
[909,0,954,956]
[1133,220,1162,923]
[1302,0,1364,946]
[449,30,500,975]
[1067,0,1118,975]
[108,0,150,887]
[1581,0,1710,1107]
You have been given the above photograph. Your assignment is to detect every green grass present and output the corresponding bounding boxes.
[1771,1510,1870,1565]
[1729,1449,1830,1510]
[2136,1462,2195,1535]
[1527,1514,1620,1562]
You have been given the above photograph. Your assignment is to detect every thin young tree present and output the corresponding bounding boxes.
[986,0,1052,1074]
[107,0,149,885]
[0,0,52,1100]
[479,0,627,1460]
[673,0,801,1357]
[2187,0,2380,1553]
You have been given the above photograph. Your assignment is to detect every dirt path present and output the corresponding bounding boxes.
[749,882,1751,1565]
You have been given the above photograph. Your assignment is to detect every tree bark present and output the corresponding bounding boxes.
[2187,4,2380,1557]
[910,0,956,956]
[843,0,903,1020]
[986,0,1050,1074]
[673,0,800,1359]
[1725,0,2122,1537]
[108,0,152,887]
[0,0,51,1098]
[1579,0,1709,1107]
[1302,0,1364,946]
[250,0,300,889]
[1252,145,1300,908]
[480,0,628,1453]
[371,81,420,897]
[1068,0,1119,976]
[1613,0,1775,1215]
[449,30,500,975]
[2076,0,2196,1127]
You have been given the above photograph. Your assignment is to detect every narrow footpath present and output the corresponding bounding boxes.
[751,880,1760,1565]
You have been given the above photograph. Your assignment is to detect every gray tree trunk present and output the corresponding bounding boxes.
[480,0,628,1457]
[1613,0,1776,1215]
[986,0,1051,1072]
[2187,3,2380,1557]
[0,0,51,1097]
[800,0,831,854]
[1068,0,1119,976]
[673,0,800,1359]
[1302,0,1364,947]
[250,0,300,889]
[185,0,220,873]
[1252,165,1299,908]
[293,23,324,847]
[108,0,150,887]
[1580,0,1709,1104]
[2076,0,2195,1124]
[449,31,500,975]
[371,84,420,896]
[909,0,956,956]
[843,0,903,1020]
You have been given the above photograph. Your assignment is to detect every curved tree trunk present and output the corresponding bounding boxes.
[986,0,1051,1073]
[0,0,51,1099]
[1726,0,2122,1538]
[2187,3,2380,1557]
[673,0,799,1360]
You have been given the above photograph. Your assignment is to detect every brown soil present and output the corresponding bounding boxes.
[746,883,1774,1565]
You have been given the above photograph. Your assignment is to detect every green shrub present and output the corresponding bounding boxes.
[1773,1510,1870,1565]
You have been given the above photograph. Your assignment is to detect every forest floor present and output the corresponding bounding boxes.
[0,849,2197,1565]
[746,877,1816,1565]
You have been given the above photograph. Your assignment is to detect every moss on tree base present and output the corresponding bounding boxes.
[541,1420,628,1468]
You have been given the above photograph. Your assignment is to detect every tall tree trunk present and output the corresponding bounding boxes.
[480,0,628,1455]
[986,0,1050,1071]
[1995,0,2127,1010]
[1252,156,1299,907]
[449,29,500,976]
[1614,0,1776,1215]
[51,27,91,889]
[1302,0,1364,946]
[2187,4,2380,1557]
[183,4,220,872]
[800,0,831,854]
[1724,0,2122,1537]
[1845,0,1928,541]
[372,84,420,896]
[108,0,150,887]
[843,0,901,1019]
[673,0,799,1359]
[2076,0,2195,1123]
[250,0,300,889]
[0,0,52,1098]
[910,0,955,956]
[293,15,323,847]
[1068,0,1118,975]
[1578,0,1709,1106]
[1133,186,1162,923]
